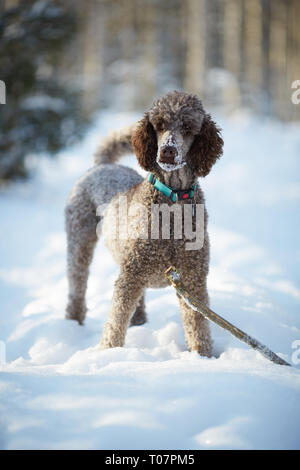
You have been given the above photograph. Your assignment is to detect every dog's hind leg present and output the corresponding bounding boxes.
[65,197,98,325]
[130,293,147,326]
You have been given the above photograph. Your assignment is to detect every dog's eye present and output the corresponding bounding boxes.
[183,125,192,135]
[156,121,165,132]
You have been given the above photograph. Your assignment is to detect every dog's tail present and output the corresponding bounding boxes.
[94,123,137,165]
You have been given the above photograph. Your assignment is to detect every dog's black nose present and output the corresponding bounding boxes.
[160,146,178,163]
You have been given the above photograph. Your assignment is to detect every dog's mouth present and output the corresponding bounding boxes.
[157,160,187,172]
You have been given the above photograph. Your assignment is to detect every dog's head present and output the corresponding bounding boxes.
[132,90,223,177]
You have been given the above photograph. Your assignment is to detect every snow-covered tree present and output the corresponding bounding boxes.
[0,0,87,182]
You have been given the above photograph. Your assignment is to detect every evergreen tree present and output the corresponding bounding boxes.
[0,0,87,182]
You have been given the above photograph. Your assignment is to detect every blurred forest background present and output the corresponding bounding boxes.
[0,0,299,181]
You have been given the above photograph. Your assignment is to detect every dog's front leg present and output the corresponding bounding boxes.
[99,269,145,349]
[176,266,213,357]
[179,295,212,357]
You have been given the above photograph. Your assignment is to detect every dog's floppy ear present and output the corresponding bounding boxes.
[188,114,223,177]
[131,114,157,171]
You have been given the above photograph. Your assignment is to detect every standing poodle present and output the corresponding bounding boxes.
[65,91,223,357]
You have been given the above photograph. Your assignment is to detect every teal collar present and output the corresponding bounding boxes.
[148,173,197,202]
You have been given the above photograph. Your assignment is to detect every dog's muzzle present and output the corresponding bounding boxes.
[157,133,186,172]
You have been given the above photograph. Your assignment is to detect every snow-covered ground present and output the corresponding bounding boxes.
[0,109,300,450]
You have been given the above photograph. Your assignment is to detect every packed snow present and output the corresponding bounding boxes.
[0,109,300,450]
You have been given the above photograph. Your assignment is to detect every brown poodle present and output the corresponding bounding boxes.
[65,91,223,356]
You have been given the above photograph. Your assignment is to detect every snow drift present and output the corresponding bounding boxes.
[0,109,300,450]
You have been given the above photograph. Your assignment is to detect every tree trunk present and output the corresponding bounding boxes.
[184,0,206,98]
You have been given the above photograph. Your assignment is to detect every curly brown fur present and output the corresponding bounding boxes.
[65,90,223,357]
[188,114,223,177]
[131,115,157,171]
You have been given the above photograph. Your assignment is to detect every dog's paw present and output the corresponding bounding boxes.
[65,301,86,325]
[129,313,147,327]
[98,341,108,351]
[65,312,84,325]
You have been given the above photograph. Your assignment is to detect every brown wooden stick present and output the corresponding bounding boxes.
[165,266,291,366]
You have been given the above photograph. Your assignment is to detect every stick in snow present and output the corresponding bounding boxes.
[165,266,291,367]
